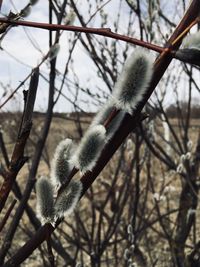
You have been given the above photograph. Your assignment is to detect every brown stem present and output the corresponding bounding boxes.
[104,108,119,128]
[0,17,163,53]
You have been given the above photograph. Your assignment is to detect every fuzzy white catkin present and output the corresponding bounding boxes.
[187,140,193,151]
[126,138,134,150]
[176,163,184,174]
[127,224,133,234]
[71,125,106,173]
[112,48,153,114]
[130,244,135,253]
[21,5,32,17]
[153,192,160,201]
[64,10,76,25]
[51,139,74,187]
[185,152,191,160]
[36,176,54,224]
[180,154,186,163]
[182,31,200,50]
[89,99,125,140]
[162,119,171,154]
[30,0,39,5]
[48,43,60,60]
[128,233,134,243]
[54,180,82,219]
[124,248,130,260]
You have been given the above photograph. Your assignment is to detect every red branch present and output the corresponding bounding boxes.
[0,17,164,53]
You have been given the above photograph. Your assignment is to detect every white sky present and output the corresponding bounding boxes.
[0,0,199,113]
[0,1,129,112]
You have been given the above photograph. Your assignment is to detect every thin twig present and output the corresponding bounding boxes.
[0,68,39,213]
[0,199,17,233]
[46,234,55,267]
[0,0,3,11]
[0,17,164,53]
[0,130,9,168]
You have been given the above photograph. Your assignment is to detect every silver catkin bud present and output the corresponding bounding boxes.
[36,176,54,224]
[21,5,32,17]
[182,31,200,50]
[51,139,74,187]
[187,140,193,151]
[113,48,153,114]
[71,125,106,173]
[124,248,130,260]
[175,31,200,66]
[54,180,82,219]
[89,99,125,140]
[48,43,60,60]
[30,0,39,5]
[175,49,200,66]
[127,224,133,234]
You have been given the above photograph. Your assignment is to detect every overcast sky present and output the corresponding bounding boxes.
[0,1,130,112]
[0,0,198,113]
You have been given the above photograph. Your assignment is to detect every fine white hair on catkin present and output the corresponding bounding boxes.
[71,125,106,173]
[53,180,82,219]
[36,176,54,224]
[90,99,125,140]
[112,48,154,114]
[182,31,200,50]
[50,138,74,187]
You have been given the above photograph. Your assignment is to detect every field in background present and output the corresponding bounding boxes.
[0,111,200,266]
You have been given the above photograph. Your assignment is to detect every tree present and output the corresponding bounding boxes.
[0,0,200,266]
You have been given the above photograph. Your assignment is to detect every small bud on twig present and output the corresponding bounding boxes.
[48,43,60,61]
